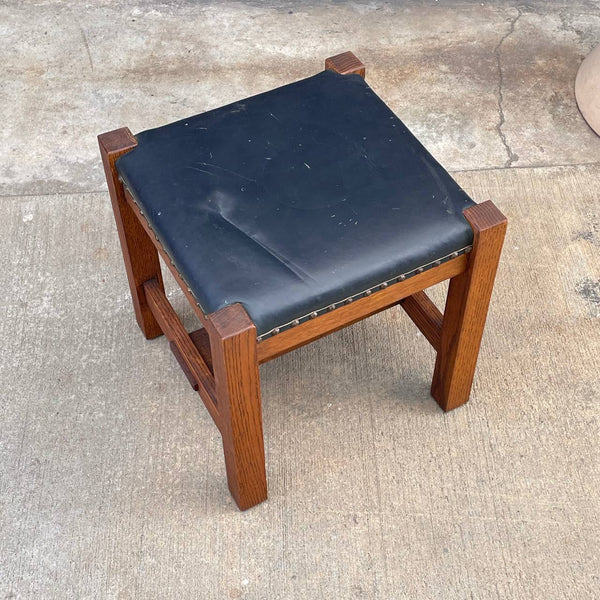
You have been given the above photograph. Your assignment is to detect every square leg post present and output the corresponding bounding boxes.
[98,128,164,339]
[207,304,267,510]
[431,201,507,411]
[325,50,366,77]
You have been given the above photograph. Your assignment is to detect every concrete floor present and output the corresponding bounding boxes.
[1,1,599,598]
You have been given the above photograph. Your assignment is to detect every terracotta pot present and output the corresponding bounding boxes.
[575,45,600,136]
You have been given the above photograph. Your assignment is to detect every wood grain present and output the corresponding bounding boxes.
[325,51,366,77]
[431,201,508,411]
[206,304,267,510]
[98,128,164,339]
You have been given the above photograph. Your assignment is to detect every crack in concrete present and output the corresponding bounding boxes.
[78,22,94,72]
[494,7,522,168]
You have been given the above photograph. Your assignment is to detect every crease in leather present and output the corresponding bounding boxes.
[201,189,316,284]
[211,211,317,285]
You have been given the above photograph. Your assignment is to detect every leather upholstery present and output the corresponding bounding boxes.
[117,70,476,336]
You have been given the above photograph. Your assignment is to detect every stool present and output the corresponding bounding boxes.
[98,52,507,510]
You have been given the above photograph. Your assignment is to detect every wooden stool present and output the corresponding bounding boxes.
[98,52,507,510]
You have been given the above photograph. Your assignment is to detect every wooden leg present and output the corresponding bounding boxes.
[207,304,267,510]
[98,127,164,339]
[325,51,366,77]
[431,201,507,411]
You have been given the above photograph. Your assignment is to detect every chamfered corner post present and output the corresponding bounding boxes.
[206,304,267,510]
[98,127,164,339]
[325,51,366,78]
[431,200,507,412]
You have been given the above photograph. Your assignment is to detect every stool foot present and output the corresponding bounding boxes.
[431,201,507,411]
[207,304,267,510]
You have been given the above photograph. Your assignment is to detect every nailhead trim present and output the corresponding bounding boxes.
[256,245,473,341]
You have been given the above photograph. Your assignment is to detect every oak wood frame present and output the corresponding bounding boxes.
[98,51,506,510]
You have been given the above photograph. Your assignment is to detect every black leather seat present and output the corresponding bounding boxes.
[117,70,475,338]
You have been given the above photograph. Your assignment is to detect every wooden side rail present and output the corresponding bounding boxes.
[143,278,221,428]
[170,328,213,391]
[399,291,443,351]
[257,254,467,363]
